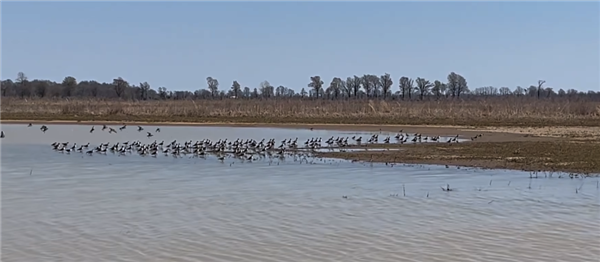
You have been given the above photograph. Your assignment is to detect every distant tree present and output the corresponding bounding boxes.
[1,79,14,97]
[4,70,598,102]
[527,85,537,97]
[62,76,77,97]
[514,86,525,96]
[361,75,373,98]
[415,77,433,100]
[499,87,512,96]
[158,87,168,99]
[139,82,151,100]
[431,80,445,99]
[537,80,546,99]
[368,75,380,98]
[231,81,241,98]
[112,77,128,98]
[328,77,344,99]
[275,85,286,97]
[447,72,459,98]
[35,81,49,98]
[206,77,219,98]
[456,74,468,97]
[16,72,29,98]
[300,87,308,97]
[260,80,274,98]
[399,77,414,100]
[308,76,324,98]
[346,76,361,98]
[544,87,554,98]
[380,73,393,99]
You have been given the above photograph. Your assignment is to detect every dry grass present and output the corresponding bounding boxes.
[1,97,599,127]
[318,140,600,174]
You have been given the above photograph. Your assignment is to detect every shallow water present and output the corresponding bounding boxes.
[1,124,600,262]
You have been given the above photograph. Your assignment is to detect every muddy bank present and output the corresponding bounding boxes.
[317,140,600,174]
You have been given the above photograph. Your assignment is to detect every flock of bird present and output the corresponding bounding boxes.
[87,124,161,138]
[3,123,467,164]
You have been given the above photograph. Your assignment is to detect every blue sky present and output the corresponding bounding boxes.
[2,1,599,92]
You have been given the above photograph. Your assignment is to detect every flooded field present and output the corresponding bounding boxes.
[1,124,599,262]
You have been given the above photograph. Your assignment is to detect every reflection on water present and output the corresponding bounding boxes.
[1,124,600,262]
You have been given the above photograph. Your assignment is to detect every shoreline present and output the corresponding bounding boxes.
[2,119,599,174]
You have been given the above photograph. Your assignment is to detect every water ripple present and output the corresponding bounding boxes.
[2,126,600,262]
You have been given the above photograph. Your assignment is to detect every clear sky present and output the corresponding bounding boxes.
[2,1,599,92]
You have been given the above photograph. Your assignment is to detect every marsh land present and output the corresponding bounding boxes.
[2,97,600,174]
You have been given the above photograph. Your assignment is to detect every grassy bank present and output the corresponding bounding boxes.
[2,97,599,127]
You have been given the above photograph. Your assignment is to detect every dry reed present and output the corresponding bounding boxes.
[1,97,599,127]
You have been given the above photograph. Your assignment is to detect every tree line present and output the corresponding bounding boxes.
[1,71,598,101]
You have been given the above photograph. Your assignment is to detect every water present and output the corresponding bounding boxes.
[2,124,599,262]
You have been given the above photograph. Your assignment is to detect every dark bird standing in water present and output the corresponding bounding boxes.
[102,125,107,131]
[28,123,32,127]
[40,125,49,133]
[1,131,4,138]
[147,132,153,138]
[155,128,161,133]
[138,126,144,132]
[90,126,95,133]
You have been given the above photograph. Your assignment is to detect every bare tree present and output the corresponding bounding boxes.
[206,77,219,98]
[113,77,128,98]
[329,77,343,99]
[342,77,353,98]
[275,85,286,97]
[499,87,512,96]
[399,77,410,100]
[415,77,433,100]
[537,80,546,99]
[308,76,324,98]
[231,81,241,98]
[16,72,29,98]
[380,73,393,99]
[447,72,459,97]
[136,82,150,100]
[361,75,373,98]
[260,80,274,98]
[514,86,525,96]
[431,80,445,100]
[157,87,168,99]
[346,76,360,98]
[456,74,468,97]
[369,75,381,98]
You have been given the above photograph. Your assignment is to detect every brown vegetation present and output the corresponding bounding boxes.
[317,140,600,174]
[2,97,599,127]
